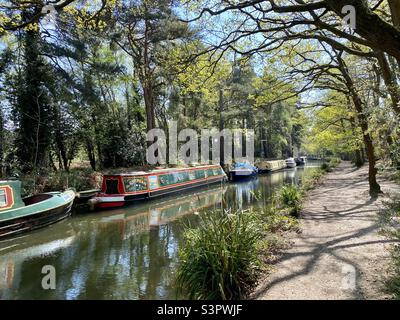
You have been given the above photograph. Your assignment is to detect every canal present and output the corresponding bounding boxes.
[0,162,321,299]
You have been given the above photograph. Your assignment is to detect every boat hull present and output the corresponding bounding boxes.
[286,163,297,168]
[228,170,257,182]
[0,191,75,240]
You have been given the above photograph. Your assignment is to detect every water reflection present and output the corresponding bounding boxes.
[0,163,321,299]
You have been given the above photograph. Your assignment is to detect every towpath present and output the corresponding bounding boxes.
[253,162,400,299]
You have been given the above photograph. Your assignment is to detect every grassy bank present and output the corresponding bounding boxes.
[320,157,341,173]
[176,164,335,300]
[379,194,400,299]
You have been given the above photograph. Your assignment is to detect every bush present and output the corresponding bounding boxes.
[176,209,264,300]
[321,162,332,172]
[321,158,341,173]
[20,168,102,196]
[277,185,303,216]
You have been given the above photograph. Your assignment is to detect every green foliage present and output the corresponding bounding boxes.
[379,195,400,299]
[321,158,341,173]
[176,182,307,300]
[176,162,333,300]
[277,185,303,216]
[303,92,363,159]
[261,205,299,233]
[321,163,331,172]
[176,209,264,300]
[20,168,101,196]
[301,168,326,192]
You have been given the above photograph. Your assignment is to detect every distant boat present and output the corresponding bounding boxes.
[285,158,297,168]
[0,180,75,240]
[295,156,307,166]
[88,165,227,210]
[255,159,286,173]
[228,163,258,182]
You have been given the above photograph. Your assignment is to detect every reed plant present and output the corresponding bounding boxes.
[278,185,303,216]
[176,209,265,300]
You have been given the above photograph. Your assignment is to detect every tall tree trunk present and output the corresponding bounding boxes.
[376,51,400,115]
[388,0,400,67]
[219,88,225,167]
[17,12,52,173]
[339,56,381,196]
[349,117,364,167]
[354,149,364,167]
[142,17,156,138]
[85,138,96,171]
[0,109,3,177]
[389,0,400,28]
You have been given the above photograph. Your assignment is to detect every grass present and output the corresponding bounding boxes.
[321,157,341,173]
[379,194,400,299]
[301,168,326,191]
[276,185,303,217]
[176,208,265,300]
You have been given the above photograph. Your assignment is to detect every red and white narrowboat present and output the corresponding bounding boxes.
[88,165,227,210]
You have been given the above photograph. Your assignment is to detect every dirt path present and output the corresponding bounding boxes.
[254,161,400,300]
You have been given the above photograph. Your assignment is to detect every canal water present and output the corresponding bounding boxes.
[0,162,321,299]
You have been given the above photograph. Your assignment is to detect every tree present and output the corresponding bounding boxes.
[113,0,191,135]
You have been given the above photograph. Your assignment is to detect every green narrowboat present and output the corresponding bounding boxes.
[0,180,75,240]
[88,164,227,210]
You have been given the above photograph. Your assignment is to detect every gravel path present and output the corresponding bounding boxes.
[254,162,400,300]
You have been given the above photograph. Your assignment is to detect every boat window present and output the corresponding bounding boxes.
[194,169,205,179]
[178,172,190,183]
[207,169,215,177]
[0,189,7,208]
[213,168,220,175]
[105,179,119,195]
[159,174,174,187]
[124,177,148,192]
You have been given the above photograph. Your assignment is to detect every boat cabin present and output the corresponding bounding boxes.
[0,180,25,212]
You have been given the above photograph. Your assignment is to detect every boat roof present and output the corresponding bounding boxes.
[103,164,222,177]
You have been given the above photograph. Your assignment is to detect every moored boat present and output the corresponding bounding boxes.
[228,162,258,182]
[88,165,226,210]
[0,180,75,240]
[285,157,297,168]
[255,159,287,173]
[295,156,307,166]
